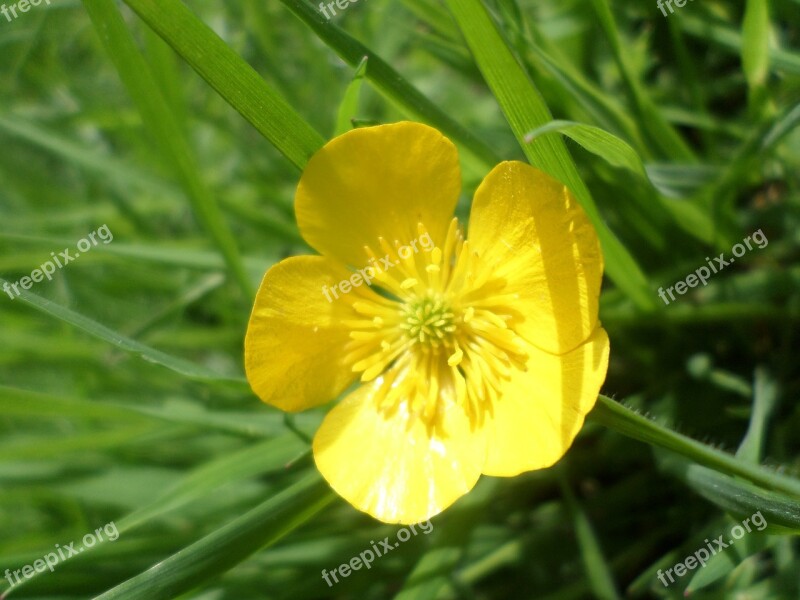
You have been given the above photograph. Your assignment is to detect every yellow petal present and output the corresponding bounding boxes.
[245,255,361,412]
[313,376,485,524]
[481,327,610,477]
[296,122,461,267]
[468,161,603,355]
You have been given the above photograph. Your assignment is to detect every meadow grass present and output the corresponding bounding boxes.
[0,0,798,598]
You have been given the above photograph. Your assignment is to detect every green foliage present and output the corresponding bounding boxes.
[0,0,798,598]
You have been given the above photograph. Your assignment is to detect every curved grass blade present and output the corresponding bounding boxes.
[559,474,621,600]
[121,0,325,170]
[0,278,247,386]
[588,0,695,161]
[444,0,656,310]
[589,395,800,500]
[335,56,369,136]
[82,0,254,299]
[118,434,309,532]
[278,0,501,169]
[93,473,335,600]
[525,120,715,241]
[525,120,649,180]
[661,459,800,531]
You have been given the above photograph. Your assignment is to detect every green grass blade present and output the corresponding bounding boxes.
[525,120,715,242]
[525,120,649,180]
[736,368,778,464]
[0,231,269,276]
[121,0,325,170]
[0,115,172,197]
[742,0,771,85]
[444,0,656,310]
[93,473,335,600]
[278,0,501,168]
[0,277,246,385]
[662,460,800,531]
[589,396,800,499]
[742,0,771,114]
[588,0,695,161]
[82,0,254,299]
[335,56,369,136]
[559,474,621,600]
[680,13,800,75]
[118,434,308,532]
[0,385,158,423]
[523,39,648,156]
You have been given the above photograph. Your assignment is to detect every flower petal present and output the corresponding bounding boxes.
[245,255,363,412]
[313,377,485,524]
[296,122,461,267]
[468,161,603,355]
[481,327,610,477]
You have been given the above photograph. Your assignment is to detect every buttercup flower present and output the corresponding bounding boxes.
[245,122,609,524]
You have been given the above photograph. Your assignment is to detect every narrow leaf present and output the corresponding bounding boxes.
[742,0,771,91]
[121,0,325,169]
[525,120,648,180]
[93,474,335,600]
[278,0,501,168]
[559,474,621,600]
[82,0,254,298]
[0,278,246,386]
[736,368,778,464]
[335,56,369,136]
[444,0,656,310]
[589,395,800,499]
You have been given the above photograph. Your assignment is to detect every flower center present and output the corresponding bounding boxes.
[341,219,529,429]
[400,295,456,349]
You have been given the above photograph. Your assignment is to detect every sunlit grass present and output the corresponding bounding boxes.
[0,0,798,598]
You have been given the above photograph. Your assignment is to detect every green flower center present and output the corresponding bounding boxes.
[400,295,456,349]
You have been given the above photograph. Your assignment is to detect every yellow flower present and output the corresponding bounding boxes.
[245,121,609,524]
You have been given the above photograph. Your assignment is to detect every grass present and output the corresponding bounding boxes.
[0,0,798,598]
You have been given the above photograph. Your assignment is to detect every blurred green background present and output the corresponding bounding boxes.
[0,0,798,598]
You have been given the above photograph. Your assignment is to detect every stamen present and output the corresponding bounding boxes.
[343,217,527,427]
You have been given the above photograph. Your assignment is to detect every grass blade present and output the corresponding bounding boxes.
[0,278,246,385]
[278,0,501,168]
[661,459,800,531]
[121,0,325,169]
[589,395,800,499]
[525,120,648,181]
[335,56,369,136]
[93,473,335,600]
[118,434,309,532]
[742,0,771,114]
[588,0,695,161]
[444,0,656,310]
[559,474,621,600]
[82,0,254,298]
